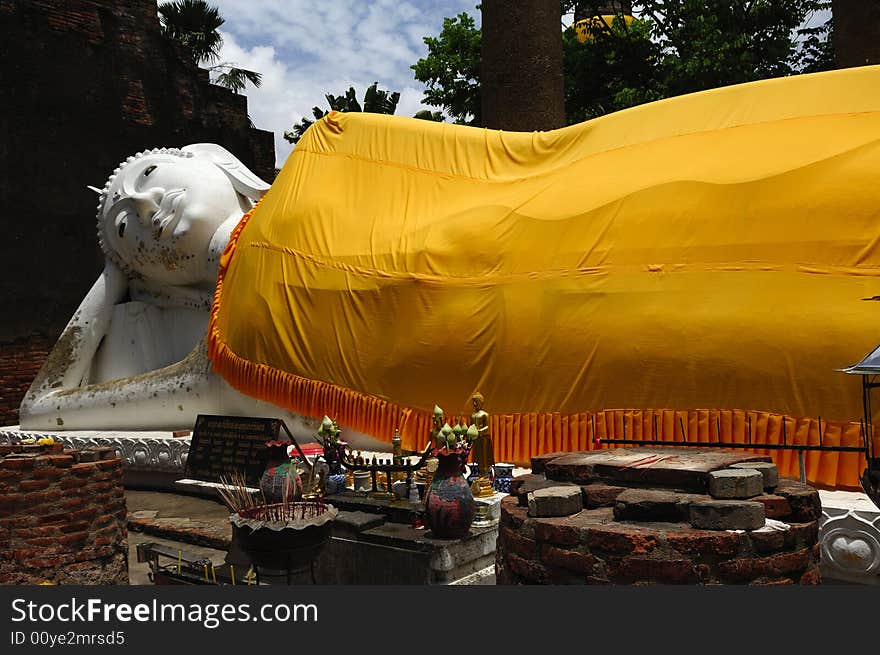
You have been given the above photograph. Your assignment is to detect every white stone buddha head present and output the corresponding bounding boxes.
[96,144,269,287]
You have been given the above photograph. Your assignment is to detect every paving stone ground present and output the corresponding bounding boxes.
[124,490,232,585]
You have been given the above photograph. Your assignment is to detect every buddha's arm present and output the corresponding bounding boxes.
[18,335,217,431]
[19,262,129,427]
[26,263,127,393]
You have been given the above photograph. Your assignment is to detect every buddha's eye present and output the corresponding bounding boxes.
[144,165,157,177]
[118,220,126,238]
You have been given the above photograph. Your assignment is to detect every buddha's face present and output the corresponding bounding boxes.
[472,397,483,412]
[98,151,246,286]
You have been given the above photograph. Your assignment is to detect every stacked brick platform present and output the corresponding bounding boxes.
[0,443,128,585]
[496,448,821,585]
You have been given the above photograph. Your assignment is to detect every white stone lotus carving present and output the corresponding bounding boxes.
[0,430,190,474]
[820,507,880,584]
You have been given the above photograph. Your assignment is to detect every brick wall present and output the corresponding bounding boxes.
[0,443,128,585]
[0,0,275,343]
[0,335,52,427]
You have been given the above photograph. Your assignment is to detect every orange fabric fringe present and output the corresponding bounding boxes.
[209,208,872,490]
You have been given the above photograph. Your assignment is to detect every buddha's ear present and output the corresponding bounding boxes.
[182,143,270,201]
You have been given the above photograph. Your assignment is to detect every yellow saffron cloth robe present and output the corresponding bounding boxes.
[209,65,880,487]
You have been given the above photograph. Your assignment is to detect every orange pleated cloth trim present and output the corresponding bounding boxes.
[208,207,870,490]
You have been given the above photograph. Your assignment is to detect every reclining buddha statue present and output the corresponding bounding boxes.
[18,144,374,444]
[19,66,880,487]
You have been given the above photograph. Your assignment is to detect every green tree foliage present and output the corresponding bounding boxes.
[284,83,402,144]
[158,0,224,64]
[413,109,445,121]
[795,1,834,73]
[634,0,832,96]
[158,0,262,93]
[563,12,661,122]
[414,1,834,126]
[411,12,482,125]
[213,67,263,94]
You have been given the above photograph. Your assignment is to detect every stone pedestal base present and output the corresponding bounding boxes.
[473,492,505,527]
[1,428,190,492]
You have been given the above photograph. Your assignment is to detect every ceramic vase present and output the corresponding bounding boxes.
[259,445,301,503]
[492,462,514,493]
[466,462,481,484]
[424,453,476,538]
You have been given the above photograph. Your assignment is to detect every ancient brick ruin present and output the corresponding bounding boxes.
[0,442,128,584]
[0,0,276,425]
[497,448,821,584]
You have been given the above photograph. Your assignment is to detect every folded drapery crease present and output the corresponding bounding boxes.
[209,66,880,487]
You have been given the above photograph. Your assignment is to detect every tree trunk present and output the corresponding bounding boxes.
[481,0,566,131]
[833,0,880,68]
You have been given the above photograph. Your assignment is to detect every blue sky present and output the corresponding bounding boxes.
[201,1,480,167]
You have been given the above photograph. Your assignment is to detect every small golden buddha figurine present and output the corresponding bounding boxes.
[470,476,494,498]
[470,392,494,475]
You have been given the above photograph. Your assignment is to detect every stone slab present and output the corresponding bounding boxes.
[543,447,771,492]
[324,491,422,524]
[690,500,765,531]
[709,468,763,499]
[750,494,793,519]
[332,511,386,538]
[613,489,706,522]
[511,474,578,506]
[357,521,499,576]
[731,461,779,489]
[528,486,583,517]
[127,515,232,551]
[448,564,496,585]
[129,510,159,520]
[773,479,823,522]
[509,473,546,496]
[582,483,628,508]
[530,451,578,474]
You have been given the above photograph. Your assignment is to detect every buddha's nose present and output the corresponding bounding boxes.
[129,189,163,226]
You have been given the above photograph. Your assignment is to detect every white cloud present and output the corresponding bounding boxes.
[196,0,477,168]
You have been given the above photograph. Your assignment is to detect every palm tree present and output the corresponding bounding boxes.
[213,67,263,93]
[284,83,402,144]
[158,0,224,65]
[158,0,262,93]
